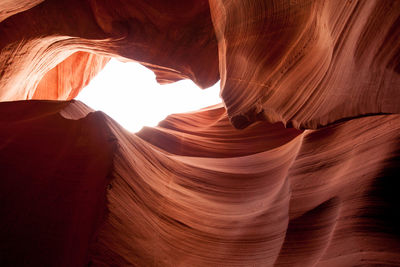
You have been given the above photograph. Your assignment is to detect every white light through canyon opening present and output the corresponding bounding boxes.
[76,59,222,132]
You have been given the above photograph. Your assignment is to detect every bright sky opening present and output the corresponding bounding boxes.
[76,59,222,132]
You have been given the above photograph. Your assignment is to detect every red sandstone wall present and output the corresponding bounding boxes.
[0,0,399,266]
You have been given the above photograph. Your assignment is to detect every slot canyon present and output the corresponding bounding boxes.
[0,0,399,266]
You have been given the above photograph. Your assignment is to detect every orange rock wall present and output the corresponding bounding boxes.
[210,0,400,129]
[0,0,399,266]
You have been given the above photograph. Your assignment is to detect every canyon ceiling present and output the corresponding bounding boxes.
[0,0,399,266]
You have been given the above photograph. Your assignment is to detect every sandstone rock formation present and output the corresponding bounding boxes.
[0,0,399,266]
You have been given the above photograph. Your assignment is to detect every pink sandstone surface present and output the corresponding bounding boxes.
[0,0,399,266]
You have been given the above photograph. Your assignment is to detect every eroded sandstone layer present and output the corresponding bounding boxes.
[0,0,399,266]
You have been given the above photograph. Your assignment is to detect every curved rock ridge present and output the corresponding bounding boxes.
[1,101,399,266]
[1,1,398,129]
[0,0,44,22]
[1,0,398,129]
[210,0,400,129]
[0,0,219,101]
[1,0,400,266]
[137,104,303,158]
[99,103,400,266]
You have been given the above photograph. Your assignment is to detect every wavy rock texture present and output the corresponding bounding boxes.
[0,0,400,266]
[0,0,44,22]
[0,0,218,101]
[1,101,399,266]
[210,0,400,129]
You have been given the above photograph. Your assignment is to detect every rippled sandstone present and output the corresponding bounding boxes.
[0,1,399,266]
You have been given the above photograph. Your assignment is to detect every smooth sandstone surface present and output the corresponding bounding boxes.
[0,0,399,266]
[210,0,400,129]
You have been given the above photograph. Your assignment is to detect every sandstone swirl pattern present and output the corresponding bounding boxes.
[0,1,399,266]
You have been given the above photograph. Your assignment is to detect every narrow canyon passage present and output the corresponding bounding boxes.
[0,0,399,266]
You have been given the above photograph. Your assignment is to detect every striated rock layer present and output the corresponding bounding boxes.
[0,0,400,266]
[210,0,400,129]
[0,101,399,266]
[0,0,219,100]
